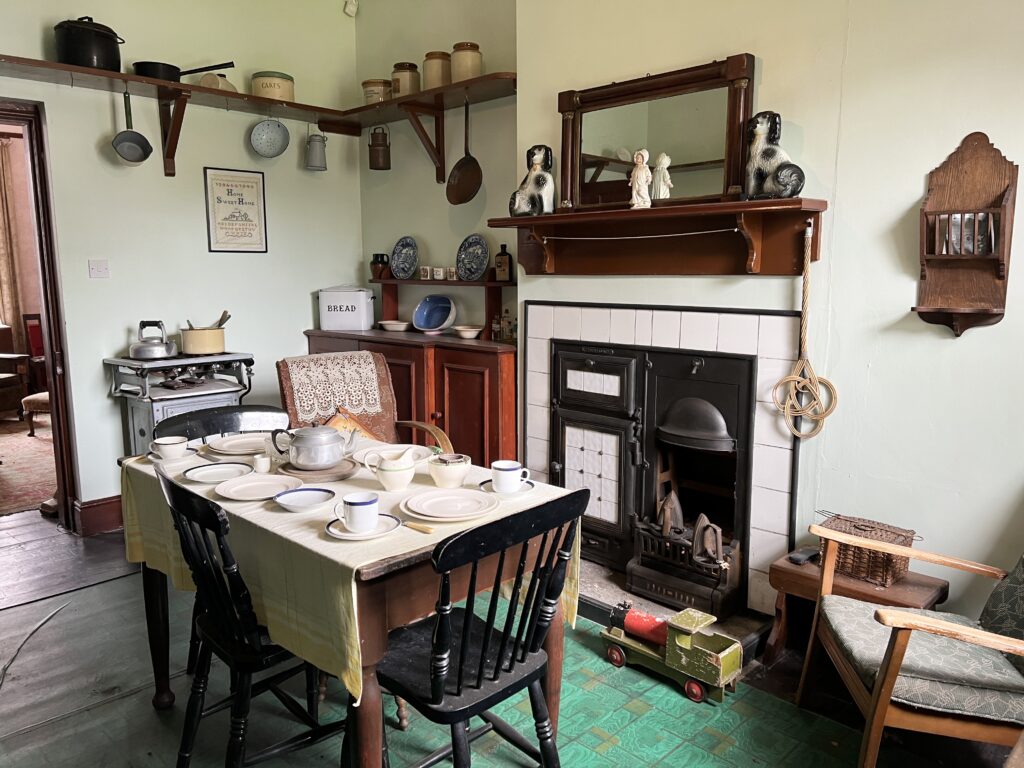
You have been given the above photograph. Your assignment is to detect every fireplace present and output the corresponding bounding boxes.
[525,302,800,617]
[550,340,754,616]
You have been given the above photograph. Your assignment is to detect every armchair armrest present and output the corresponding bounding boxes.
[875,608,1024,657]
[809,523,1006,581]
[0,352,29,374]
[396,420,453,454]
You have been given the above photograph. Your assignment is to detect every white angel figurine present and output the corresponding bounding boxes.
[628,149,652,209]
[651,152,673,200]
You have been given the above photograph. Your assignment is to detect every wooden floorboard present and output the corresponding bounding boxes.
[0,512,137,610]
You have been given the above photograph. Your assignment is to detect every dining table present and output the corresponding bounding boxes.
[120,440,578,768]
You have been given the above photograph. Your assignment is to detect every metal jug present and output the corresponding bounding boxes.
[368,126,390,170]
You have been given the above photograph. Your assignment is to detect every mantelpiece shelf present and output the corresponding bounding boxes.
[487,197,827,276]
[0,53,364,177]
[369,275,515,342]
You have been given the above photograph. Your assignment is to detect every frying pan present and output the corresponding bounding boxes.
[446,101,482,205]
[133,60,234,82]
[111,92,152,163]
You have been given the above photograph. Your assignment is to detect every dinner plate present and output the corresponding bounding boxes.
[183,462,253,484]
[350,444,436,466]
[405,489,499,519]
[478,479,536,497]
[277,459,359,482]
[456,233,489,281]
[325,514,402,541]
[390,236,419,280]
[215,474,302,501]
[399,497,496,523]
[206,433,270,456]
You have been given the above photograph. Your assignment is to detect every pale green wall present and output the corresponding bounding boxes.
[516,0,1024,613]
[355,0,517,327]
[0,2,363,502]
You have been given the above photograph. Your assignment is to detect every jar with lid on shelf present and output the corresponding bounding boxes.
[451,42,482,82]
[362,78,392,104]
[422,51,451,90]
[391,62,420,96]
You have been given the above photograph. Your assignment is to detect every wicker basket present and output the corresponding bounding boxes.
[818,514,916,587]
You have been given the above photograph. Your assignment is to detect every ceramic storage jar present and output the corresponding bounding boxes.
[451,42,482,82]
[422,51,451,90]
[391,62,420,97]
[362,78,392,103]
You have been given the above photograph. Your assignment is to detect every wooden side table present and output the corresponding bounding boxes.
[764,553,950,665]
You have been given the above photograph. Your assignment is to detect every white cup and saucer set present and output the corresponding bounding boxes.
[326,492,402,541]
[478,459,535,497]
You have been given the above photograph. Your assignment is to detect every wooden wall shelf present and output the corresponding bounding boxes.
[487,198,826,276]
[0,53,363,177]
[913,133,1017,336]
[370,274,515,341]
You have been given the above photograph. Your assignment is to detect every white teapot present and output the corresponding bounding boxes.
[364,446,418,491]
[270,426,356,470]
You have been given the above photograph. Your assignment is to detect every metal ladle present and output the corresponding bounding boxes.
[111,91,153,163]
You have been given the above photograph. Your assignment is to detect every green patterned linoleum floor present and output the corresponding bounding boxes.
[0,573,938,768]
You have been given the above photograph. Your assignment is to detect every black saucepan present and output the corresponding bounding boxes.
[133,61,235,83]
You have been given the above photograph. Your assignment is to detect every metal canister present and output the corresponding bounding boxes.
[368,126,391,170]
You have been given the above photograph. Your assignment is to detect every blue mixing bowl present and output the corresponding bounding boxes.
[412,294,457,334]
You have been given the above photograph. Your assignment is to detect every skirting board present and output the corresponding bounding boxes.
[73,495,123,536]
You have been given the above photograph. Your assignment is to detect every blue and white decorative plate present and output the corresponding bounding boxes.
[390,236,419,280]
[456,234,489,281]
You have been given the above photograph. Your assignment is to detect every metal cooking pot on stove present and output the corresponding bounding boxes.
[128,321,178,360]
[270,426,356,470]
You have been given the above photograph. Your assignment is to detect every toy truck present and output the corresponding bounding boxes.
[599,601,742,703]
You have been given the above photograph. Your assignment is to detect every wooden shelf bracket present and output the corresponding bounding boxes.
[736,212,764,274]
[400,103,445,183]
[157,90,190,177]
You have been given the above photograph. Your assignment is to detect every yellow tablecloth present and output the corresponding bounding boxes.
[121,447,577,703]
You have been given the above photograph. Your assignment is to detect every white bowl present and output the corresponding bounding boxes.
[379,320,412,332]
[274,487,337,512]
[451,325,483,339]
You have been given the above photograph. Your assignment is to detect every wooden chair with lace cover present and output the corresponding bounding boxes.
[276,351,453,452]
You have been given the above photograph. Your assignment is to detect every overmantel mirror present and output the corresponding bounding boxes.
[558,53,754,209]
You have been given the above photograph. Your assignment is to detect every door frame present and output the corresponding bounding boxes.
[1,99,77,531]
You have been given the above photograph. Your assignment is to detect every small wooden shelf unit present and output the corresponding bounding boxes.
[369,276,516,342]
[487,197,826,277]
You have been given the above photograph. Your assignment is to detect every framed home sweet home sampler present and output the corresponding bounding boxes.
[203,167,268,253]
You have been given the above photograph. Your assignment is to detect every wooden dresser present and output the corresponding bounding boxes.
[305,330,517,466]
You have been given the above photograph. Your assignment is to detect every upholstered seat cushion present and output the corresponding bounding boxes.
[21,392,50,413]
[820,594,1024,725]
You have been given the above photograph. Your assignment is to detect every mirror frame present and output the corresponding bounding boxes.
[558,53,755,210]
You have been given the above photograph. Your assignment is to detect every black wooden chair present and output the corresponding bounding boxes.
[158,474,346,768]
[366,488,589,768]
[154,405,290,676]
[153,404,289,442]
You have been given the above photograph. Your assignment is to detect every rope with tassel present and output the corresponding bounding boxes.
[772,221,837,438]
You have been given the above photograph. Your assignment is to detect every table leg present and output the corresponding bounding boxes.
[541,601,565,736]
[764,591,788,666]
[142,563,175,709]
[355,665,383,768]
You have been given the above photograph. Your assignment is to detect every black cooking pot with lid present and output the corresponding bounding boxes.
[54,16,124,72]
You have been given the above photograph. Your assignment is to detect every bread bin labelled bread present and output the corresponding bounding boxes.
[180,327,225,354]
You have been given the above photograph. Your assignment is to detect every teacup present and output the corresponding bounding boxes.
[150,436,188,459]
[365,448,417,492]
[337,492,379,533]
[427,453,471,489]
[491,460,530,494]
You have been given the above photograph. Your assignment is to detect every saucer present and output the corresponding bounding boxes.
[183,462,253,484]
[147,448,198,465]
[478,479,536,497]
[325,514,402,541]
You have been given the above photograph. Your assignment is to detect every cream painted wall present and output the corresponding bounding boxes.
[355,0,517,327]
[0,2,363,503]
[516,0,1024,613]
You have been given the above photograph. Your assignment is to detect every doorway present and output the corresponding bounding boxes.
[0,100,75,531]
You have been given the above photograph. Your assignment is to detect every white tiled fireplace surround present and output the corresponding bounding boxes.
[523,302,800,616]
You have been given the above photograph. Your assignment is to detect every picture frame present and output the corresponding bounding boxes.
[204,167,268,253]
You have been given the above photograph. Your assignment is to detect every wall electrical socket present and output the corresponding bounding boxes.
[88,259,110,279]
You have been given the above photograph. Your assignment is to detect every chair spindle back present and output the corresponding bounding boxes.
[428,489,589,705]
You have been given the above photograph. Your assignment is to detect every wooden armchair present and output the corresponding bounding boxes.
[276,351,453,452]
[0,352,29,418]
[797,524,1024,767]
